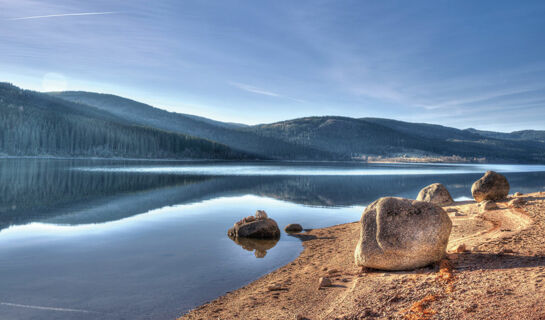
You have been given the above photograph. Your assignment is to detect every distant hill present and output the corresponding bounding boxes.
[465,128,545,143]
[1,84,539,163]
[250,117,545,163]
[0,83,252,159]
[52,91,335,160]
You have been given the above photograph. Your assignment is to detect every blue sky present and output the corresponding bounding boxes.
[1,0,544,131]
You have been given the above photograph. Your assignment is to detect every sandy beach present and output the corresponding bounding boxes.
[180,192,545,320]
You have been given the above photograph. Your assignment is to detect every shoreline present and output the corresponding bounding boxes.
[180,192,545,319]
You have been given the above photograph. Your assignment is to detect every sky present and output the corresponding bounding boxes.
[1,0,544,131]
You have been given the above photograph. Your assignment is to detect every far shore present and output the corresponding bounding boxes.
[181,192,545,320]
[0,155,541,166]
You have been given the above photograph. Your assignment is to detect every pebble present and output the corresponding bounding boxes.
[318,277,332,288]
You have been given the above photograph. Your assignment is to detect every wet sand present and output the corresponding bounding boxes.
[180,192,545,320]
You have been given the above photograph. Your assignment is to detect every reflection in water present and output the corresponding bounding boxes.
[229,236,280,258]
[0,159,544,319]
[1,159,545,230]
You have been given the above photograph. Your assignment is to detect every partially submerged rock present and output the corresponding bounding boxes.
[227,216,280,239]
[514,192,523,197]
[354,197,452,271]
[285,223,303,233]
[416,183,454,206]
[479,200,498,213]
[471,171,510,202]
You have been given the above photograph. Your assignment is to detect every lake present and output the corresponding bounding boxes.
[1,159,544,319]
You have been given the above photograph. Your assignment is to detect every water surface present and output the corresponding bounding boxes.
[1,159,544,319]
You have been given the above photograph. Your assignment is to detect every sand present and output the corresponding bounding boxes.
[180,192,545,320]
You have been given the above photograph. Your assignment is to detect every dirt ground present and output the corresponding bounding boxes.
[180,192,545,320]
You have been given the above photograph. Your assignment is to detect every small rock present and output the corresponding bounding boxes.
[255,210,268,220]
[514,192,523,196]
[327,269,339,275]
[285,223,303,233]
[318,277,332,288]
[499,248,514,254]
[445,208,458,213]
[479,200,497,212]
[244,216,256,223]
[454,211,465,216]
[455,244,467,253]
[465,303,478,313]
[268,284,283,291]
[509,197,526,208]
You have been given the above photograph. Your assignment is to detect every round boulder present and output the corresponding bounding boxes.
[471,171,510,202]
[416,183,454,206]
[354,197,452,271]
[228,217,280,239]
[284,223,303,233]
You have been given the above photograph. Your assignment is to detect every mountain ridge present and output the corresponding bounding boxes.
[1,83,544,163]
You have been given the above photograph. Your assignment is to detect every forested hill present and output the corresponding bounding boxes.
[51,91,336,160]
[464,128,545,143]
[0,83,253,159]
[251,117,545,163]
[15,86,545,163]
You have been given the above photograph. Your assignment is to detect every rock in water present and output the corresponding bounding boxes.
[354,197,452,271]
[471,171,510,202]
[416,183,454,206]
[284,223,303,233]
[228,217,280,239]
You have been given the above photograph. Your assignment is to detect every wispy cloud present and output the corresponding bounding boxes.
[229,82,305,103]
[229,82,280,97]
[8,12,116,21]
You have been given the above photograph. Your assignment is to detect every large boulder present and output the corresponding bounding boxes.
[228,211,280,239]
[354,197,452,271]
[416,183,454,206]
[471,171,510,202]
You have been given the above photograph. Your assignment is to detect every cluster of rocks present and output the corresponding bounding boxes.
[228,210,304,241]
[354,170,519,271]
[227,170,523,273]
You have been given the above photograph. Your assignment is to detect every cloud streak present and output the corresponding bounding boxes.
[229,82,305,103]
[8,12,116,21]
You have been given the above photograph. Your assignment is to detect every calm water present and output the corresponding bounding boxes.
[1,159,545,319]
